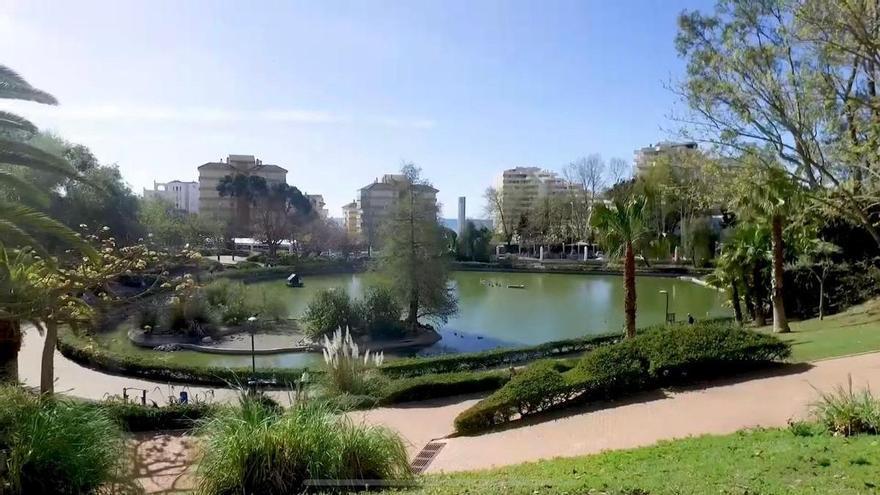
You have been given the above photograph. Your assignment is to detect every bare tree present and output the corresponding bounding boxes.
[564,155,608,241]
[483,186,516,248]
[607,157,631,185]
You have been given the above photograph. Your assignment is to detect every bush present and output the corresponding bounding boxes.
[135,299,162,330]
[229,260,262,270]
[379,369,511,405]
[381,333,621,377]
[302,288,358,338]
[811,377,880,436]
[204,279,287,325]
[0,387,124,494]
[358,285,405,339]
[321,328,385,396]
[196,399,411,494]
[99,397,217,432]
[164,291,215,336]
[253,286,288,321]
[784,259,880,319]
[454,322,791,434]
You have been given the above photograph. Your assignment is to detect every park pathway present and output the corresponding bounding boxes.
[17,330,880,486]
[354,351,880,473]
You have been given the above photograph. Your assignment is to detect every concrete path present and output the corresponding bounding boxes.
[355,352,880,473]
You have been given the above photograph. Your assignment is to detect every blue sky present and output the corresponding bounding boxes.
[1,0,713,217]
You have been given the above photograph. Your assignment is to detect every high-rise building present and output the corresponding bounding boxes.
[197,154,287,227]
[457,197,466,235]
[633,141,698,176]
[342,200,362,238]
[143,180,199,213]
[359,174,438,248]
[494,167,575,233]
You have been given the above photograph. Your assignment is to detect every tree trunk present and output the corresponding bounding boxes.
[752,265,767,327]
[623,242,637,339]
[0,319,21,384]
[818,275,825,321]
[770,215,791,333]
[407,290,419,332]
[742,275,756,323]
[40,320,58,395]
[731,281,743,325]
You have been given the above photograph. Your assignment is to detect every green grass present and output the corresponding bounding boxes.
[403,429,880,495]
[767,298,880,362]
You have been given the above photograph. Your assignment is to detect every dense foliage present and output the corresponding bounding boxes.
[303,285,407,339]
[196,399,411,494]
[0,387,123,494]
[454,322,790,434]
[99,397,217,432]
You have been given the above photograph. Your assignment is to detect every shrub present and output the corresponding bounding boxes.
[204,278,234,307]
[99,397,217,432]
[379,369,511,405]
[358,285,405,339]
[230,260,262,270]
[454,322,790,434]
[0,387,124,494]
[163,291,215,336]
[302,288,358,338]
[135,299,162,330]
[254,286,288,322]
[196,399,411,494]
[811,377,880,436]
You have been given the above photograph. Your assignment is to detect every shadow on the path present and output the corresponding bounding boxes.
[452,362,814,438]
[118,430,198,495]
[390,392,487,409]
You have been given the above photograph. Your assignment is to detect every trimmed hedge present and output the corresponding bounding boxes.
[213,259,362,282]
[378,370,512,405]
[380,334,622,378]
[57,329,316,387]
[454,322,790,434]
[98,399,217,431]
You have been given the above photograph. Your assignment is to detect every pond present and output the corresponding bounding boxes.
[94,271,730,369]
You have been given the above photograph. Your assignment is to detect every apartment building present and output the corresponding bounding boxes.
[359,174,438,248]
[342,200,362,238]
[495,167,574,231]
[307,194,329,218]
[633,141,698,176]
[143,180,199,213]
[197,154,287,227]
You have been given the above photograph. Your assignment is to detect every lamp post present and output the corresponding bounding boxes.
[247,316,258,375]
[659,290,669,324]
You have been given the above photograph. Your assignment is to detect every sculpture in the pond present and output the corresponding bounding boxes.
[286,273,304,288]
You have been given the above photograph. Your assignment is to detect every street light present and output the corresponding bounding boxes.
[247,316,258,375]
[659,290,669,324]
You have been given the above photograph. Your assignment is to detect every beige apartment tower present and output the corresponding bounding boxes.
[198,154,287,228]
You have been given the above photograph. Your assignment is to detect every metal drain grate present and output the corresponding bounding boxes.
[410,441,446,474]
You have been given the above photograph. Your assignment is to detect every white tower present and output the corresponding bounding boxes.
[457,197,466,235]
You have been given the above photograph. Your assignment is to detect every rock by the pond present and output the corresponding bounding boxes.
[201,336,214,344]
[154,344,182,352]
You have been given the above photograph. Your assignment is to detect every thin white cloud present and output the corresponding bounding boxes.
[4,101,434,129]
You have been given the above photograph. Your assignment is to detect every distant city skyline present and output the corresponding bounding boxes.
[1,0,714,217]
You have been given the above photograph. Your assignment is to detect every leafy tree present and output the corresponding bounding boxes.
[483,186,517,248]
[216,173,269,236]
[592,197,649,338]
[458,221,493,262]
[140,197,217,251]
[377,164,457,332]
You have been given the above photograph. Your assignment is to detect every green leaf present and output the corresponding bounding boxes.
[0,170,50,208]
[0,111,38,135]
[0,137,80,180]
[0,65,58,105]
[0,201,97,258]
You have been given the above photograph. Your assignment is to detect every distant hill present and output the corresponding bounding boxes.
[441,218,494,232]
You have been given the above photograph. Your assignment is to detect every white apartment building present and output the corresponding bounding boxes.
[633,141,698,176]
[143,180,199,213]
[495,167,574,231]
[198,154,287,228]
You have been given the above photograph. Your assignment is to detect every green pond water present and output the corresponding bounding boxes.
[95,271,730,369]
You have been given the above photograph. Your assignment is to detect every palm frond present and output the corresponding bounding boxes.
[0,111,38,135]
[0,218,51,258]
[0,137,79,179]
[0,201,97,258]
[0,65,58,105]
[0,170,49,207]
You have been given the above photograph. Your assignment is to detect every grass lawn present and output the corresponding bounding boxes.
[766,298,880,362]
[406,429,880,495]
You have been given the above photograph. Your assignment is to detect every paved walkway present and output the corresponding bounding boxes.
[18,329,880,485]
[355,352,880,473]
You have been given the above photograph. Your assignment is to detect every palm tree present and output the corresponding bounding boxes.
[592,197,649,338]
[0,246,50,383]
[0,65,93,256]
[734,165,797,333]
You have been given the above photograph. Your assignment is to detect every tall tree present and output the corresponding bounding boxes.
[483,186,517,249]
[216,174,269,236]
[592,197,649,338]
[251,183,312,257]
[378,164,457,332]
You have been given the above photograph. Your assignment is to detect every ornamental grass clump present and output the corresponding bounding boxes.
[811,375,880,436]
[322,327,384,395]
[0,386,124,494]
[195,399,411,495]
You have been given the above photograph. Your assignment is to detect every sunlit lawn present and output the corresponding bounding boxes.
[765,298,880,362]
[406,429,880,495]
